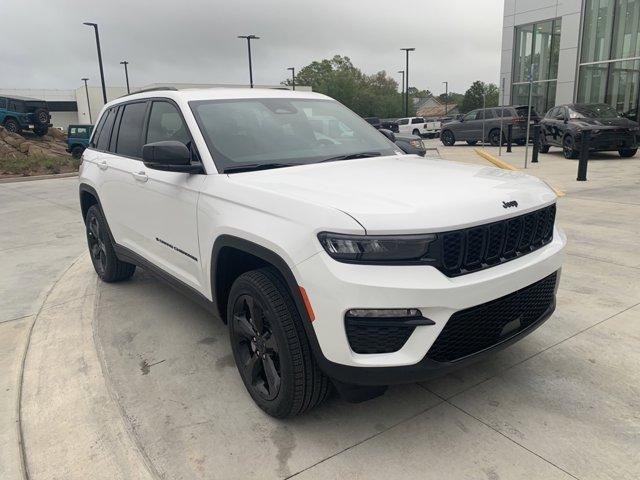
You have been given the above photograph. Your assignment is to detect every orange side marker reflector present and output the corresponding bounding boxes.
[299,287,315,322]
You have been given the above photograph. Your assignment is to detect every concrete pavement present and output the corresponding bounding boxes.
[2,147,640,479]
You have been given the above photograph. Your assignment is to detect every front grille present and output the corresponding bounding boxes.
[426,271,557,362]
[436,204,555,277]
[345,321,415,354]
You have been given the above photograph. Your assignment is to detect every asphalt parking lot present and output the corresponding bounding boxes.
[1,145,639,480]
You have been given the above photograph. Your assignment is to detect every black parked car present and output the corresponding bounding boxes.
[379,129,426,156]
[539,103,639,159]
[364,116,399,133]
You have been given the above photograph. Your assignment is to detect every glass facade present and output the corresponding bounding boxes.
[512,18,562,114]
[578,0,640,121]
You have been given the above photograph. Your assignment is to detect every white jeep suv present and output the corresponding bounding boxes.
[79,87,566,417]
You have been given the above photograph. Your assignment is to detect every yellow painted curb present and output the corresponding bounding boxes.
[474,148,566,197]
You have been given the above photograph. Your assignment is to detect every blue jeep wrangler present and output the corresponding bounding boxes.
[66,124,94,158]
[0,95,52,136]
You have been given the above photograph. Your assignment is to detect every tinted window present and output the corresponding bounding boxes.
[115,102,147,158]
[0,97,6,109]
[96,108,117,151]
[411,117,424,124]
[515,106,539,118]
[479,109,494,119]
[463,111,478,121]
[146,101,190,145]
[398,118,409,125]
[90,111,110,148]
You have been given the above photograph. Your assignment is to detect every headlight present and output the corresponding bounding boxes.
[409,139,424,149]
[317,232,436,263]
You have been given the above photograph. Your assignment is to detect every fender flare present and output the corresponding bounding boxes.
[210,235,330,369]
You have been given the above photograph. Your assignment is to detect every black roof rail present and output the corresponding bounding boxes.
[121,86,178,97]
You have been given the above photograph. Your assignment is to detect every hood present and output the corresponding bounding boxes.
[571,117,638,129]
[226,155,557,234]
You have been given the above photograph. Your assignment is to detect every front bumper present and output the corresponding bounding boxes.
[295,226,566,385]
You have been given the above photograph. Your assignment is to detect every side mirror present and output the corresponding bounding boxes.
[379,128,396,142]
[142,141,202,173]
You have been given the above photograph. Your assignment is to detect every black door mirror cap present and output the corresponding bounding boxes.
[142,141,202,173]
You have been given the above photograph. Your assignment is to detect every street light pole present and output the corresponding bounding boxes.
[83,22,107,104]
[238,35,260,88]
[287,67,295,90]
[397,70,405,99]
[120,61,130,94]
[400,48,415,117]
[81,78,92,123]
[442,81,449,115]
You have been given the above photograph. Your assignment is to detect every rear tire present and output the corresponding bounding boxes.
[488,129,502,147]
[440,130,455,146]
[466,140,478,145]
[71,145,84,159]
[619,148,637,158]
[412,129,420,136]
[228,268,331,418]
[85,205,136,282]
[4,118,20,134]
[563,135,579,159]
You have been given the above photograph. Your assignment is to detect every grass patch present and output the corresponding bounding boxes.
[0,155,80,176]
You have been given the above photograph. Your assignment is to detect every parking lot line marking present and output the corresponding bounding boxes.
[474,149,566,197]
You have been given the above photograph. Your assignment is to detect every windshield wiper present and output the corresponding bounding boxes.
[223,163,300,173]
[319,151,382,163]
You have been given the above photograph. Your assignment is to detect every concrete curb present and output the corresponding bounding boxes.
[0,172,78,184]
[18,255,157,480]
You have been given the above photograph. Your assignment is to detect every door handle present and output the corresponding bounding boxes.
[97,160,108,170]
[132,171,148,183]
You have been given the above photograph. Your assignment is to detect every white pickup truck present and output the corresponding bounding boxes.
[397,116,441,138]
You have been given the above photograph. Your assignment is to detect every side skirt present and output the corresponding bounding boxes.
[113,244,218,316]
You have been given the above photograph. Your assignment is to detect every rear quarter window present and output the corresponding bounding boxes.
[114,102,148,158]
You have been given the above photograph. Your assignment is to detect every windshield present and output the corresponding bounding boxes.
[189,98,399,171]
[569,104,621,119]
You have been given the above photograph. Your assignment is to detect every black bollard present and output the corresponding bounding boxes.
[577,130,590,181]
[507,124,513,153]
[532,125,540,163]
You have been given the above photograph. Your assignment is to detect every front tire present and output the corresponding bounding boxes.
[563,135,579,159]
[85,205,136,282]
[466,140,478,145]
[441,130,455,146]
[228,268,330,418]
[412,129,420,136]
[619,148,637,158]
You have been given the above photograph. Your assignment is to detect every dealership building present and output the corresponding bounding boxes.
[500,0,639,120]
[0,83,308,130]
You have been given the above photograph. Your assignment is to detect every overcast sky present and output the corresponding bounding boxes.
[1,0,504,95]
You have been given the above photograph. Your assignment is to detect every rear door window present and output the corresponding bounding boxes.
[463,111,478,121]
[411,117,424,124]
[96,108,117,151]
[398,118,409,125]
[90,110,110,148]
[114,102,148,158]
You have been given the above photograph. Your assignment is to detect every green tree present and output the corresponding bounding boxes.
[437,92,464,111]
[282,55,407,118]
[461,81,499,113]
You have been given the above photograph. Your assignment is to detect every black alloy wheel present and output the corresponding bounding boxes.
[227,268,331,417]
[489,129,502,147]
[87,210,107,277]
[441,130,455,146]
[466,140,478,145]
[231,294,281,401]
[563,135,579,159]
[84,205,136,282]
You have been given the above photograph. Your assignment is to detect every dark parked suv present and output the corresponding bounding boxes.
[539,103,638,159]
[440,106,539,147]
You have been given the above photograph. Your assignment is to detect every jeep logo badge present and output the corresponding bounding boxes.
[502,200,518,209]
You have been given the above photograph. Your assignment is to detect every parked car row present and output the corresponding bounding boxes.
[364,116,441,138]
[440,102,639,159]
